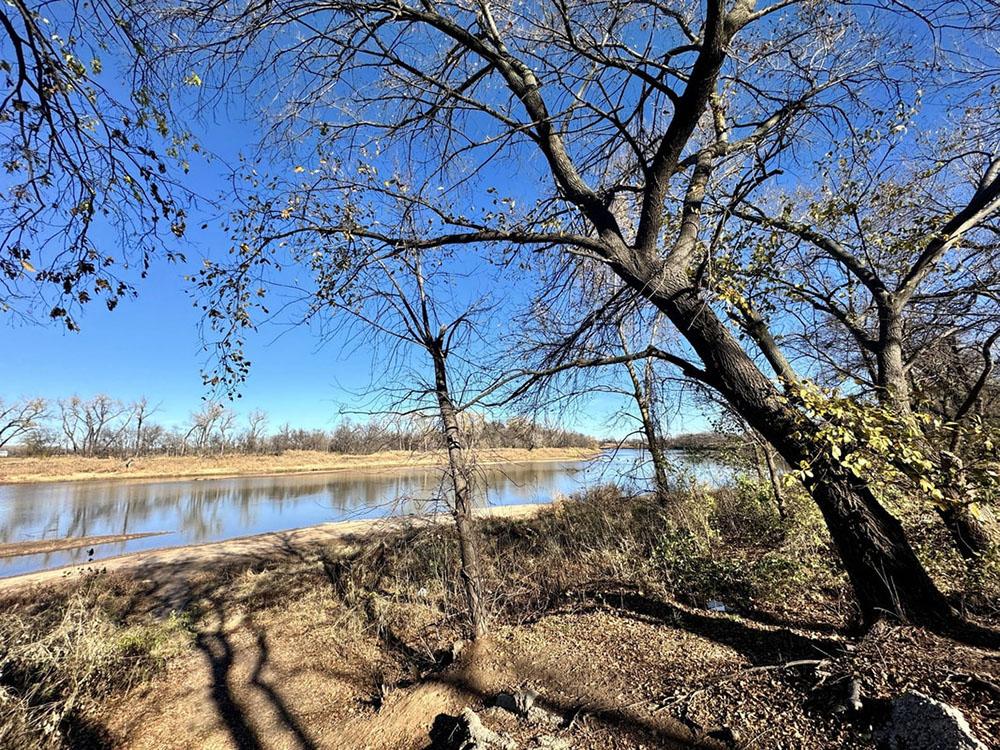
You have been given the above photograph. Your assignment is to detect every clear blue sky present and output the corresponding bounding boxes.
[0,16,729,438]
[1,250,702,435]
[0,116,694,436]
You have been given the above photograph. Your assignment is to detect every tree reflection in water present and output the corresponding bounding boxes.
[0,450,730,577]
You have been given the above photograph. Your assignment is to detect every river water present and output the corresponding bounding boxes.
[0,449,731,578]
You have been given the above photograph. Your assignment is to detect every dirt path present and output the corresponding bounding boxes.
[0,447,599,485]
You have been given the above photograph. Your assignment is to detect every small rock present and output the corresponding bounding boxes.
[878,691,987,750]
[496,689,538,717]
[527,705,564,728]
[706,726,740,745]
[515,689,539,716]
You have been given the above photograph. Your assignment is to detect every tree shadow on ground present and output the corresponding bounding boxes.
[113,545,326,750]
[549,587,848,665]
[725,605,847,636]
[193,598,264,750]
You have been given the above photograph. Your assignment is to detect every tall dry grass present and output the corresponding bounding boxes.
[0,575,191,750]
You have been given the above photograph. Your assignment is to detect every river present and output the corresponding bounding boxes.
[0,449,732,577]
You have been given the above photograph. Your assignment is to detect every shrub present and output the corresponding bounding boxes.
[0,576,191,750]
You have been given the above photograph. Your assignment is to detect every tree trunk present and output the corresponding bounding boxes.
[623,266,953,626]
[938,502,998,562]
[761,442,786,521]
[618,326,670,496]
[802,462,951,624]
[877,313,912,412]
[430,344,489,639]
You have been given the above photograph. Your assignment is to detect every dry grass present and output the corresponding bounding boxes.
[0,447,598,485]
[0,575,192,750]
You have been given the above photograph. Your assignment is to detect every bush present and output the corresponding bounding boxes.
[710,475,785,546]
[323,482,843,625]
[651,527,755,606]
[0,576,191,750]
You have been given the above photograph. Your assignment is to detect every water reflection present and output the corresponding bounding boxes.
[0,449,731,577]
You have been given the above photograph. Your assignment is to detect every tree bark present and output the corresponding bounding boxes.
[430,342,489,639]
[938,501,998,562]
[620,266,953,626]
[877,312,912,412]
[761,441,786,521]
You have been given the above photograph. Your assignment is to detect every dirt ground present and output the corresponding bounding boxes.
[96,577,999,750]
[28,545,988,750]
[0,448,597,485]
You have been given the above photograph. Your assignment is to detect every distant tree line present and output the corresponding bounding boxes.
[661,432,733,452]
[611,432,733,453]
[0,395,597,458]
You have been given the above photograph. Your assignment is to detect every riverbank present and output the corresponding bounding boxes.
[0,531,169,560]
[0,447,599,485]
[0,503,545,592]
[1,486,995,750]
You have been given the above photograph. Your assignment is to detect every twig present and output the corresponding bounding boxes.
[654,659,826,713]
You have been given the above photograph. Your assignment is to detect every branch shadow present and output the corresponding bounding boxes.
[247,629,319,750]
[114,546,328,750]
[193,599,264,750]
[551,587,847,665]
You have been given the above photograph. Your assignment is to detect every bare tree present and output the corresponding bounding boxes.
[616,318,671,496]
[0,396,48,448]
[185,402,225,455]
[57,394,131,456]
[59,396,84,453]
[242,409,269,453]
[215,408,238,455]
[312,249,496,638]
[129,397,159,458]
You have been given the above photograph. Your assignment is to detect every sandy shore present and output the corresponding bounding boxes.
[0,447,599,485]
[0,503,547,592]
[0,531,169,559]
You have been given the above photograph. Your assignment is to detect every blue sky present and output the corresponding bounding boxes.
[0,90,406,432]
[0,8,739,439]
[0,253,670,435]
[0,121,651,435]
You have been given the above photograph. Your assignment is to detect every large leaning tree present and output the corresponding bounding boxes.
[0,0,191,329]
[139,0,1000,626]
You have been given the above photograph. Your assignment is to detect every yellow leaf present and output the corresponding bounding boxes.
[20,259,35,273]
[293,166,305,173]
